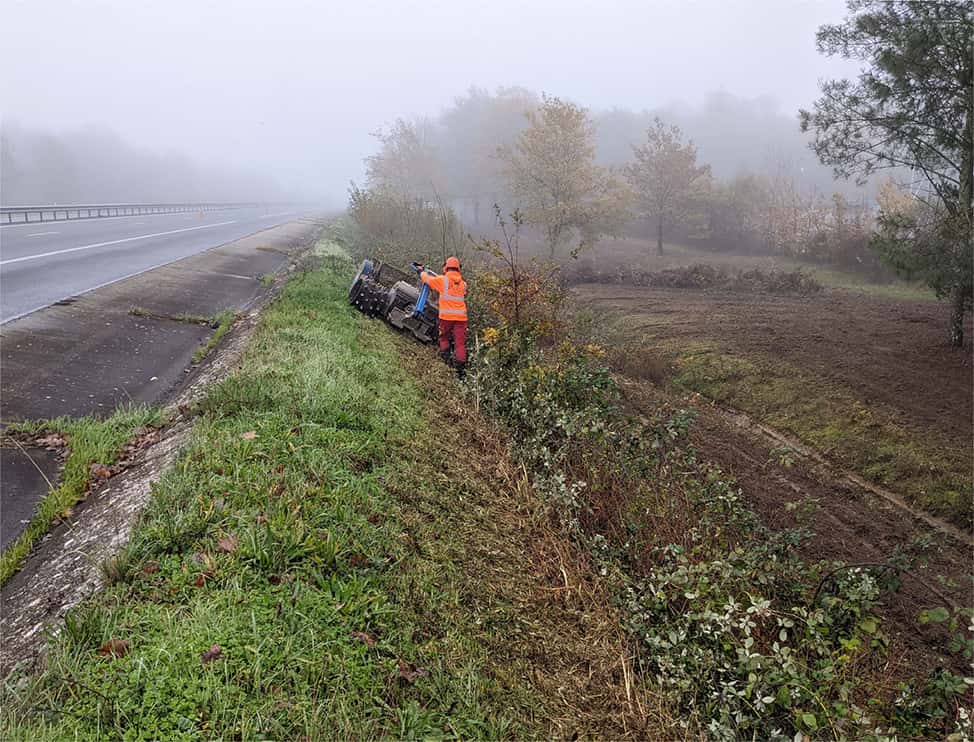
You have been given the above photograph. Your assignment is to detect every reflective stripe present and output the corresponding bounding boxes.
[441,275,465,302]
[430,271,466,320]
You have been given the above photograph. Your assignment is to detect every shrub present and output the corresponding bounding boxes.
[346,185,465,268]
[469,327,970,740]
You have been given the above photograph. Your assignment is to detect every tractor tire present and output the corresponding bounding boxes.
[348,259,374,304]
[351,278,389,318]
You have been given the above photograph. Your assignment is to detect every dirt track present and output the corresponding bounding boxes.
[616,370,972,677]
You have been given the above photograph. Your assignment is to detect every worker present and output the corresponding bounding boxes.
[420,256,468,379]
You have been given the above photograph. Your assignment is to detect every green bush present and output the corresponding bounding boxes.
[469,328,972,740]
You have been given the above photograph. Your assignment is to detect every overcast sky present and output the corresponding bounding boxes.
[1,0,861,205]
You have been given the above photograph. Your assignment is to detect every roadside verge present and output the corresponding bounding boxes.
[0,217,324,581]
[1,242,666,739]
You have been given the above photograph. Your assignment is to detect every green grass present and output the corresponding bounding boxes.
[791,264,936,301]
[192,310,235,364]
[670,343,972,528]
[0,406,164,585]
[0,250,642,740]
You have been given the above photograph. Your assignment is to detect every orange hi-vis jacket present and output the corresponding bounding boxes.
[421,269,467,321]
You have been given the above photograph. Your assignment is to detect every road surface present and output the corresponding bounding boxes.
[0,205,306,322]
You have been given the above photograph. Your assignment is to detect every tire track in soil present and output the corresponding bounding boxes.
[620,379,972,676]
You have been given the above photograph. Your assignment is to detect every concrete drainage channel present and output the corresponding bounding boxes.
[0,217,327,672]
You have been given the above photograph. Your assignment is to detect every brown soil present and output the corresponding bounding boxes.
[577,283,973,443]
[575,279,973,674]
[681,388,970,675]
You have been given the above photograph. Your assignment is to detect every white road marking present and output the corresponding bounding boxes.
[0,220,237,266]
[26,231,60,237]
[260,211,294,220]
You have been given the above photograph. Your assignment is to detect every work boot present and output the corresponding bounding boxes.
[439,349,453,367]
[455,361,466,380]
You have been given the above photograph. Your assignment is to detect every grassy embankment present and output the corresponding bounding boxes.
[0,408,164,585]
[0,242,658,740]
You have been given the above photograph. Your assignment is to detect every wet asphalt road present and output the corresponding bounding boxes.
[0,205,304,322]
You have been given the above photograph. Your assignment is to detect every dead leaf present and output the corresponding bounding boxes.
[141,561,160,575]
[97,639,130,658]
[37,433,67,450]
[193,574,207,587]
[90,463,112,480]
[200,644,222,664]
[216,534,239,554]
[240,431,258,440]
[397,658,426,682]
[351,631,376,647]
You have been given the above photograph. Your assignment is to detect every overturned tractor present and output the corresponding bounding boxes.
[348,258,438,344]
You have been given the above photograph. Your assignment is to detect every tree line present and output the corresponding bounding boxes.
[361,88,881,266]
[355,1,972,345]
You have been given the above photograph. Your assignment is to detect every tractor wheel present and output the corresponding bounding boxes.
[352,278,389,318]
[348,259,374,304]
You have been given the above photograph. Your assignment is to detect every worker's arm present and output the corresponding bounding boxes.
[420,270,441,289]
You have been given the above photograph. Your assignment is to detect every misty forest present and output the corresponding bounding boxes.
[0,1,971,740]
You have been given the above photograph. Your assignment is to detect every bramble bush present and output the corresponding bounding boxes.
[469,325,973,740]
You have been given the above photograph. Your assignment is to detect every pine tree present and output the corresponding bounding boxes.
[800,0,973,346]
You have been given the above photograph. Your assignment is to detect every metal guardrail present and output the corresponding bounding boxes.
[0,202,267,225]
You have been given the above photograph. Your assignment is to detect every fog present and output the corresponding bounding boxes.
[1,0,862,207]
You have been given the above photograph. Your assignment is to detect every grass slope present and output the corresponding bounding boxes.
[1,251,659,740]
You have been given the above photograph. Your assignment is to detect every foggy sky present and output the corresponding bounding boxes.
[1,0,861,206]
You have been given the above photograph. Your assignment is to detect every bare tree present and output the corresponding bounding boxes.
[365,118,442,203]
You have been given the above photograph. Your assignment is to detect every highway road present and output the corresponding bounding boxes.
[0,205,310,322]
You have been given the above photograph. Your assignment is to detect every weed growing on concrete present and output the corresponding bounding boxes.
[191,310,235,364]
[0,406,163,585]
[129,306,211,325]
